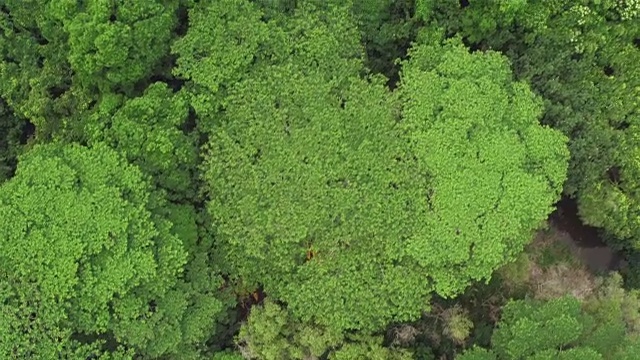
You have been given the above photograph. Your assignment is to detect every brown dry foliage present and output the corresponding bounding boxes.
[529,262,597,300]
[512,225,600,300]
[390,324,420,346]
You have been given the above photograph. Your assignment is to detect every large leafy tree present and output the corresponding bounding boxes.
[202,2,424,333]
[203,0,568,333]
[0,142,223,358]
[207,54,423,333]
[398,37,569,296]
[432,1,640,252]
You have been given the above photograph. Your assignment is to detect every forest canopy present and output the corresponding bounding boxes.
[0,0,637,359]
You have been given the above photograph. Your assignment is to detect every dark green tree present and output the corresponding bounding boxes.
[0,0,179,141]
[171,0,270,119]
[56,0,179,93]
[84,82,199,202]
[350,0,418,83]
[0,0,77,140]
[0,99,24,183]
[251,0,419,82]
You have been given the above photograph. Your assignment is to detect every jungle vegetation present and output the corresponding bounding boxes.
[0,0,639,359]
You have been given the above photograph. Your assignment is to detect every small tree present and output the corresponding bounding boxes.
[458,275,640,359]
[84,82,199,202]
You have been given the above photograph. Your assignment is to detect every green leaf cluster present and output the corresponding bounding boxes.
[237,300,412,360]
[203,4,568,333]
[434,0,640,252]
[0,143,223,358]
[84,82,198,201]
[458,274,640,360]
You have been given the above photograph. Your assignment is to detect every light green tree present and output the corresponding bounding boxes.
[329,334,413,360]
[398,37,569,297]
[237,300,343,360]
[433,0,640,255]
[0,142,223,358]
[203,2,568,333]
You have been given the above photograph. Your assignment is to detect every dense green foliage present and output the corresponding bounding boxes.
[0,0,637,358]
[459,275,640,360]
[433,0,640,252]
[204,13,567,332]
[84,82,198,201]
[0,143,182,357]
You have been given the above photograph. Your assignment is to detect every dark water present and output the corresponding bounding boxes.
[550,197,605,247]
[549,197,624,272]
